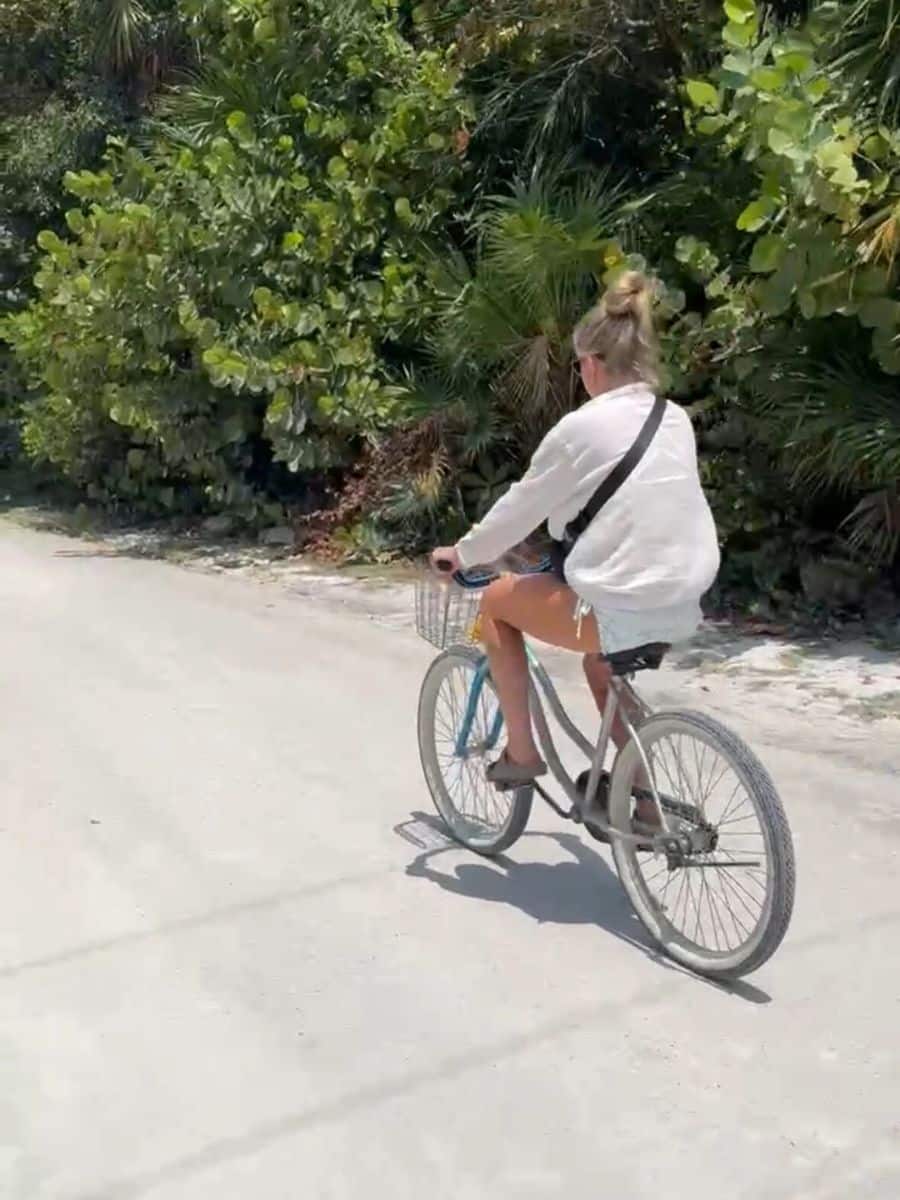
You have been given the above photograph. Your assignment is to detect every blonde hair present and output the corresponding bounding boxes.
[573,271,659,389]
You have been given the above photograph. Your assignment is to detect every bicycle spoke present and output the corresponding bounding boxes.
[700,869,728,952]
[671,735,695,808]
[652,740,682,802]
[717,867,764,927]
[716,812,758,828]
[696,739,725,819]
[717,841,769,874]
[716,779,750,827]
[714,850,769,898]
[695,874,717,949]
[696,734,710,801]
[642,863,671,886]
[695,738,716,808]
[710,867,757,936]
[660,866,678,911]
[696,873,710,945]
[671,868,690,929]
[700,872,723,950]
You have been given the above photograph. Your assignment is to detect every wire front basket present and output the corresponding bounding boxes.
[415,569,482,650]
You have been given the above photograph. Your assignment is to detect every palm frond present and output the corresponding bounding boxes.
[502,332,553,418]
[480,171,629,320]
[378,449,450,528]
[457,397,502,461]
[425,242,475,304]
[396,363,503,467]
[435,268,536,370]
[829,0,900,119]
[426,173,630,446]
[151,63,290,143]
[758,356,900,493]
[438,173,628,375]
[754,352,900,563]
[842,487,900,561]
[395,367,464,425]
[94,0,149,75]
[860,203,900,271]
[459,1,714,176]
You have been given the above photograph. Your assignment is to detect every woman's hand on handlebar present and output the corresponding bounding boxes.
[430,546,461,576]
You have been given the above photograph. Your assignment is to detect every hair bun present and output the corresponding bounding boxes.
[604,270,649,318]
[572,270,660,386]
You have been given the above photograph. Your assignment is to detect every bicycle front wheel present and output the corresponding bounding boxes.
[417,646,532,856]
[610,710,795,979]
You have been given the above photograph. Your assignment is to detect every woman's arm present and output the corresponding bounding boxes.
[455,426,575,568]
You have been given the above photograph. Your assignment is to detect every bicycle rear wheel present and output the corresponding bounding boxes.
[610,710,795,979]
[417,646,532,855]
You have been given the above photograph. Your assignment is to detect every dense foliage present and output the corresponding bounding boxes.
[0,0,191,463]
[2,0,899,614]
[5,1,469,514]
[681,0,900,587]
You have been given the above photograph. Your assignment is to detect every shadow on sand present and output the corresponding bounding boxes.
[397,811,771,1006]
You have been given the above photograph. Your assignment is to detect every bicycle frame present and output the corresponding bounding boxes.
[454,648,669,841]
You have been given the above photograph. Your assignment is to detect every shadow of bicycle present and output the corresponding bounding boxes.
[397,812,771,1005]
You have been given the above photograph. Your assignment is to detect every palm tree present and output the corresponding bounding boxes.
[430,172,632,451]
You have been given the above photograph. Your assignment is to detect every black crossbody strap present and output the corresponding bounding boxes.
[563,395,667,543]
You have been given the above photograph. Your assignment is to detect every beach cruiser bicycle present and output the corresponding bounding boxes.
[415,558,795,979]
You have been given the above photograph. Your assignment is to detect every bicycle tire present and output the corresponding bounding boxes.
[609,710,795,979]
[417,646,532,856]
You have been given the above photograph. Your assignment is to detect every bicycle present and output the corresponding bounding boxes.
[415,560,796,979]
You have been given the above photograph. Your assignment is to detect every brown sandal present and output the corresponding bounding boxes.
[486,750,547,790]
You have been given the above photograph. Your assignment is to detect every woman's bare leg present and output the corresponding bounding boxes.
[582,655,655,819]
[479,573,659,823]
[478,573,600,767]
[480,619,537,765]
[582,656,630,751]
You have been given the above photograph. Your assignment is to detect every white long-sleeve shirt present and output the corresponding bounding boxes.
[457,383,720,633]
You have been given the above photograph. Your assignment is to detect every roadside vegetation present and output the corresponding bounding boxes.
[2,1,899,623]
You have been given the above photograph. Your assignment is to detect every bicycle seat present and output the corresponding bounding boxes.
[603,642,671,676]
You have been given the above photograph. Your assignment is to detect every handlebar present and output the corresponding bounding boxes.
[431,555,554,591]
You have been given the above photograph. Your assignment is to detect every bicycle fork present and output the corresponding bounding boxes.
[454,657,503,759]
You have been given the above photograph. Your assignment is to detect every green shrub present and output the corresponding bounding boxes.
[3,0,471,517]
[1,94,126,221]
[679,0,900,570]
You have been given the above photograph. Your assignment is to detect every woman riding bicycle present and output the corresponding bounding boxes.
[431,272,720,793]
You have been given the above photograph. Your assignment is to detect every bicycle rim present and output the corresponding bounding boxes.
[610,711,795,978]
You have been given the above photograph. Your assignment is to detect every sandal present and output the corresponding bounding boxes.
[486,750,547,791]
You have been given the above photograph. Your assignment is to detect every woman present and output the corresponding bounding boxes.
[431,272,720,794]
